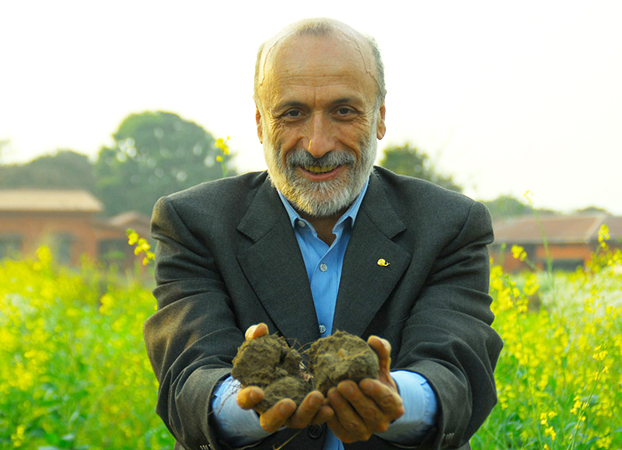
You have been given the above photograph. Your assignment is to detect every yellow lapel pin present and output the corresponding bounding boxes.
[377,258,390,267]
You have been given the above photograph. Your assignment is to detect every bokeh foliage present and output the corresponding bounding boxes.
[473,225,622,449]
[0,227,620,448]
[0,250,173,449]
[94,111,234,216]
[378,143,462,192]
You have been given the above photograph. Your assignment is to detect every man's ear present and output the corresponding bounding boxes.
[255,105,263,144]
[376,103,386,140]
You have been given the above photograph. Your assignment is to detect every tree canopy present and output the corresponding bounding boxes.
[0,139,8,162]
[482,195,560,221]
[0,150,95,191]
[575,206,611,215]
[482,195,535,221]
[94,111,234,216]
[378,143,462,192]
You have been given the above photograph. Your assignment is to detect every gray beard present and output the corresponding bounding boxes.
[264,136,377,218]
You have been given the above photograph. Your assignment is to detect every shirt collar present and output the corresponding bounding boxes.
[277,177,370,230]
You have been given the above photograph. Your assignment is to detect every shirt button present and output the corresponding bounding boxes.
[319,263,328,272]
[308,424,323,439]
[297,220,306,227]
[319,324,326,334]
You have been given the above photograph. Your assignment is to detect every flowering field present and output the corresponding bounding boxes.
[1,229,621,449]
[0,248,173,449]
[472,227,622,449]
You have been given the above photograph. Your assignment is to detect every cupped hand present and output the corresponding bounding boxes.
[326,335,404,443]
[236,323,334,433]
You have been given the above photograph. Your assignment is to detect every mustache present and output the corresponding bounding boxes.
[286,149,357,168]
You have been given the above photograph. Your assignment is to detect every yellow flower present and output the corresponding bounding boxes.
[36,246,52,266]
[127,229,139,245]
[593,346,608,362]
[544,425,556,441]
[598,224,609,244]
[99,293,115,315]
[511,245,527,261]
[215,137,230,155]
[11,424,26,447]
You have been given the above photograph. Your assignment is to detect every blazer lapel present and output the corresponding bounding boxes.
[333,172,411,337]
[236,178,320,347]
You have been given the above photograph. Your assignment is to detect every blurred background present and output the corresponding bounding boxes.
[1,3,621,448]
[1,0,621,268]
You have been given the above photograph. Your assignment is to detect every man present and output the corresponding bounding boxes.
[144,18,502,450]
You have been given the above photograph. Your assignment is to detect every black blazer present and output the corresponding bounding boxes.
[144,167,503,450]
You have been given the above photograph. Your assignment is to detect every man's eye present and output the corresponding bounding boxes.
[336,107,354,116]
[284,110,302,118]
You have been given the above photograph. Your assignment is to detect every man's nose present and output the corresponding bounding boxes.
[305,113,335,158]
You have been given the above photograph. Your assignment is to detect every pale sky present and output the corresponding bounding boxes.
[1,1,621,214]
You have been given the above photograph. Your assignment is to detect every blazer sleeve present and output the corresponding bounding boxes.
[144,195,244,450]
[396,201,502,449]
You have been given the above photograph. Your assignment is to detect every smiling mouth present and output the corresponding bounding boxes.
[304,165,339,174]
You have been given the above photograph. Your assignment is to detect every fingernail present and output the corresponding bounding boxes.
[341,385,354,396]
[309,395,322,408]
[279,403,292,414]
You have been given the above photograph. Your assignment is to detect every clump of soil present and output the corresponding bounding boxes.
[231,331,380,412]
[231,334,311,412]
[307,331,379,395]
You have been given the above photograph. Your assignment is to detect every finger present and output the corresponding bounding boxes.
[286,391,327,428]
[328,415,358,444]
[367,335,392,375]
[337,380,386,431]
[259,398,297,433]
[237,386,264,410]
[359,379,404,421]
[245,323,269,340]
[328,386,372,440]
[310,405,335,425]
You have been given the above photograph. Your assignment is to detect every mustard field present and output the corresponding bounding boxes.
[1,227,620,449]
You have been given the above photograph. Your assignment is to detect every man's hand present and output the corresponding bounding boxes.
[326,335,405,443]
[236,323,334,433]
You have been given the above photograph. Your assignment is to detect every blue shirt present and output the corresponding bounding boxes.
[212,179,437,448]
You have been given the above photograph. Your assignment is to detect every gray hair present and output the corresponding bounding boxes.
[253,18,386,108]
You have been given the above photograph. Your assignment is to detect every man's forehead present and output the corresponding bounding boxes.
[257,23,378,92]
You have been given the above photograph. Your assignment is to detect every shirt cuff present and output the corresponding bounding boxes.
[211,376,273,447]
[375,370,438,445]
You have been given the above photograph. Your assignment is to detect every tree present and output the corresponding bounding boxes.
[378,143,462,192]
[94,111,234,216]
[0,139,8,163]
[482,195,558,221]
[575,206,610,215]
[0,150,95,191]
[482,195,534,221]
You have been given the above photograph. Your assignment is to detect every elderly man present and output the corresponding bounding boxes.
[144,18,502,450]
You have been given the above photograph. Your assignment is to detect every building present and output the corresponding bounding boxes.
[0,189,150,266]
[490,214,622,272]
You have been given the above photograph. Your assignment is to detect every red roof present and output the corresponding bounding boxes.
[493,214,622,244]
[0,189,103,213]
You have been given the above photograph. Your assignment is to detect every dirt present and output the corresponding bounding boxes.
[231,334,312,412]
[307,331,379,395]
[231,331,379,411]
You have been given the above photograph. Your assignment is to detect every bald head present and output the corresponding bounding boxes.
[253,18,386,108]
